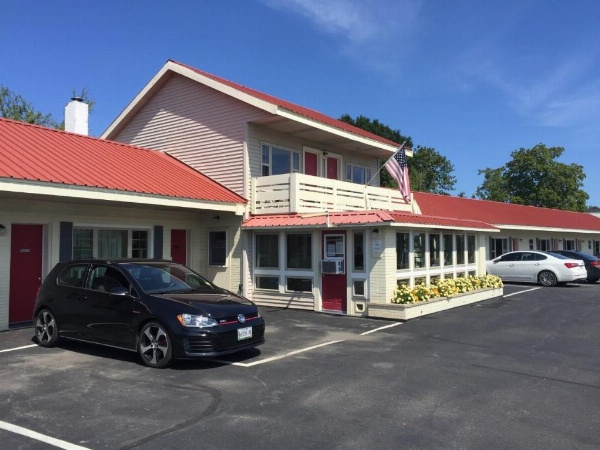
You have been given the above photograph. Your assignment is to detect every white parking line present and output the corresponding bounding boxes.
[360,322,402,336]
[0,344,37,354]
[504,287,541,298]
[215,321,403,367]
[0,420,90,450]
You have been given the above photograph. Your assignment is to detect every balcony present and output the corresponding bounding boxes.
[251,173,415,215]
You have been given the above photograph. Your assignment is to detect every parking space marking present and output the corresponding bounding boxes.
[213,340,344,367]
[0,344,37,354]
[504,287,541,298]
[0,420,91,450]
[360,322,402,336]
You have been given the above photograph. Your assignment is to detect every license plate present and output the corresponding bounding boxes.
[238,327,252,340]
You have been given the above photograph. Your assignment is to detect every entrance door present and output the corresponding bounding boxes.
[9,224,44,323]
[304,151,318,176]
[321,231,347,312]
[171,229,187,265]
[325,156,339,180]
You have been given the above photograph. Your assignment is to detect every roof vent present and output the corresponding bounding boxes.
[65,97,89,135]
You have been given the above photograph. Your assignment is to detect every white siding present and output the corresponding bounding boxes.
[113,75,270,196]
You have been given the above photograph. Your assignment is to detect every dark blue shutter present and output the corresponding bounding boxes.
[153,226,163,259]
[59,222,73,261]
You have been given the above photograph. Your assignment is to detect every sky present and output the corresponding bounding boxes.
[2,0,599,206]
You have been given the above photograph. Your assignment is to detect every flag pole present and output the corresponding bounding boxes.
[365,141,406,186]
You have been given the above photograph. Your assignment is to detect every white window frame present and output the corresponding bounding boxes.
[208,230,228,267]
[262,142,300,176]
[345,162,371,185]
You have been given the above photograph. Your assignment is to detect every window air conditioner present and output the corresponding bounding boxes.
[321,260,344,274]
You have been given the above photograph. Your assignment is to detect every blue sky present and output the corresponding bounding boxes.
[2,0,599,206]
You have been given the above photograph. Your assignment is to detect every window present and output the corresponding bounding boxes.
[73,229,93,259]
[353,231,365,271]
[132,231,148,258]
[443,234,454,266]
[564,239,576,251]
[353,280,366,297]
[397,233,410,270]
[255,276,279,290]
[414,233,425,268]
[57,264,88,287]
[286,277,313,292]
[345,163,371,184]
[529,239,534,250]
[256,234,279,268]
[456,234,465,264]
[429,233,440,267]
[286,233,312,269]
[209,231,227,266]
[262,144,300,175]
[98,230,128,258]
[87,265,130,292]
[467,235,476,264]
[324,235,344,258]
[73,228,150,259]
[538,239,551,251]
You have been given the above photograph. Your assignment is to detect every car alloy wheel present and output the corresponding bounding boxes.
[35,309,59,347]
[138,322,173,368]
[538,270,557,287]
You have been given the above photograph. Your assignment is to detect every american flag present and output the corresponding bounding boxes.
[384,147,411,203]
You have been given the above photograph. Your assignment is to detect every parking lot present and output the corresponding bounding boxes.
[1,283,599,450]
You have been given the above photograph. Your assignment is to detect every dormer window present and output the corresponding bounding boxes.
[262,143,300,175]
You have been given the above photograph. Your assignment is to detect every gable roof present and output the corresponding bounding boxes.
[0,118,246,211]
[414,192,600,232]
[102,60,405,155]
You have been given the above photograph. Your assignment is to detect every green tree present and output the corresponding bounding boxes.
[475,144,588,212]
[340,114,456,194]
[409,146,456,194]
[0,85,58,127]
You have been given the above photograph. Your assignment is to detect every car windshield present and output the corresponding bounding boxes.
[120,262,219,294]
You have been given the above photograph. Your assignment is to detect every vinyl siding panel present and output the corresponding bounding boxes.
[113,75,270,197]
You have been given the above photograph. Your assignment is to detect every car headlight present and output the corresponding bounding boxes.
[177,313,218,328]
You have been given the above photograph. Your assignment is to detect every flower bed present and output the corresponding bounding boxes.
[368,275,504,321]
[392,275,503,304]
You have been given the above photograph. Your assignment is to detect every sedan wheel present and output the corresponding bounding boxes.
[35,309,59,347]
[538,270,557,287]
[138,322,173,368]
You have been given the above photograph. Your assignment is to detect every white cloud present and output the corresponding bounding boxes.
[262,0,422,71]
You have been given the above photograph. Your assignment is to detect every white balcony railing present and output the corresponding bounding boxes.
[251,173,414,215]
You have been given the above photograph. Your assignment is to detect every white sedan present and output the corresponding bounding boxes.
[486,251,587,287]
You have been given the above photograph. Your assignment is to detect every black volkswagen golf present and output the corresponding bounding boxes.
[33,259,265,368]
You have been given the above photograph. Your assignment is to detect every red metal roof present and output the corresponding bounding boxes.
[171,60,402,149]
[414,192,600,231]
[388,212,497,231]
[243,211,394,228]
[243,210,498,231]
[0,118,246,204]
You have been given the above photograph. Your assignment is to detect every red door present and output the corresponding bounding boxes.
[326,157,339,180]
[171,229,187,265]
[304,152,318,176]
[9,224,43,323]
[321,231,347,312]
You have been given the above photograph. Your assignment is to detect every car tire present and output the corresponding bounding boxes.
[538,270,557,287]
[587,277,599,283]
[35,309,60,347]
[138,321,173,368]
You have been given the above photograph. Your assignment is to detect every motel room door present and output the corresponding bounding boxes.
[9,224,44,324]
[321,231,347,312]
[170,229,188,265]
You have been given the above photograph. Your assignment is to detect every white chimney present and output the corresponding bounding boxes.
[65,97,89,135]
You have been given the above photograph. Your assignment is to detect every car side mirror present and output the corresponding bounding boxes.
[109,286,130,296]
